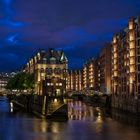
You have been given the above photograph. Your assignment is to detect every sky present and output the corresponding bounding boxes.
[0,0,140,72]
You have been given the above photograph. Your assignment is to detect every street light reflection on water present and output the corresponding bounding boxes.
[68,100,103,122]
[1,97,140,140]
[10,102,13,113]
[95,107,103,133]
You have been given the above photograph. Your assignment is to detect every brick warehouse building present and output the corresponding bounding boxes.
[111,16,140,96]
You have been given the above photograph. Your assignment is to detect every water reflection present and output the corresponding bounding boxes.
[95,107,103,133]
[111,109,140,127]
[68,100,93,120]
[33,118,67,134]
[10,102,13,113]
[68,100,104,122]
[96,107,103,123]
[0,96,10,113]
[1,97,140,140]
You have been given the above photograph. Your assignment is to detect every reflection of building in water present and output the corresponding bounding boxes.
[95,107,103,133]
[68,100,104,131]
[95,107,103,123]
[68,100,95,120]
[33,119,60,133]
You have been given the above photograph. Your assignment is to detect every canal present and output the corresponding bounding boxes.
[0,96,140,140]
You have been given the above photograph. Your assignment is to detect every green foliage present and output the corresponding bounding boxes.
[6,72,35,90]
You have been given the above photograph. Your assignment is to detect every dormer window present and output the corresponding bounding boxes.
[50,57,56,64]
[43,58,47,63]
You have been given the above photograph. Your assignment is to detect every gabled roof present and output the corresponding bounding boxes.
[60,51,68,62]
[36,48,68,64]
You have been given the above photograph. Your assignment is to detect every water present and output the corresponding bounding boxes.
[0,97,140,140]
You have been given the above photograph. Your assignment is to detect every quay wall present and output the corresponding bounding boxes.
[8,94,68,119]
[111,95,140,114]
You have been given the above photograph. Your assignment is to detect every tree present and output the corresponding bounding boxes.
[6,72,35,91]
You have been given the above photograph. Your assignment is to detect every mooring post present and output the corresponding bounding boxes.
[42,96,47,115]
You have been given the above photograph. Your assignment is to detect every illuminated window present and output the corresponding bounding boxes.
[114,71,118,77]
[114,47,117,52]
[113,36,117,43]
[130,66,135,73]
[47,83,50,86]
[114,53,117,58]
[129,20,134,30]
[130,58,135,65]
[130,50,135,57]
[129,31,134,41]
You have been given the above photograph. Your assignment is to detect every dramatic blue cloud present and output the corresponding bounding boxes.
[0,18,26,28]
[0,0,140,71]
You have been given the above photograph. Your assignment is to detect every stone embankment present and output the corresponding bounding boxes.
[7,94,68,120]
[111,94,140,114]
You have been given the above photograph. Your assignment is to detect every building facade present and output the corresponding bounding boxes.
[25,49,68,96]
[97,44,111,94]
[83,59,96,91]
[67,70,83,92]
[81,44,111,94]
[111,17,140,96]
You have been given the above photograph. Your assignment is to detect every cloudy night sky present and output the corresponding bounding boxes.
[0,0,140,71]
